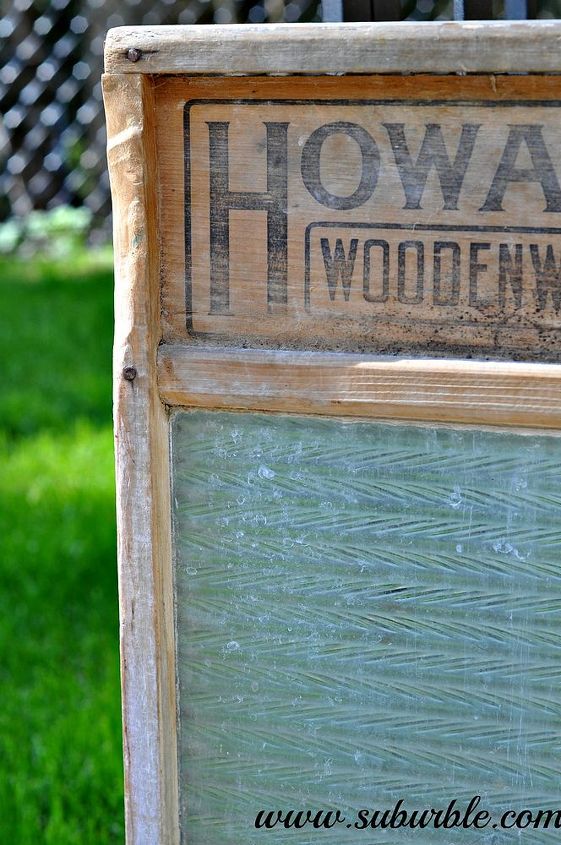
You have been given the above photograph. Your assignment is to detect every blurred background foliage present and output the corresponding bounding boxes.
[1,6,122,833]
[0,247,121,842]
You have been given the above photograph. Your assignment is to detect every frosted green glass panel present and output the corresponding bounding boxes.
[172,411,561,844]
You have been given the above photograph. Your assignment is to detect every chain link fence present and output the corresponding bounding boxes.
[1,0,560,239]
[0,0,320,237]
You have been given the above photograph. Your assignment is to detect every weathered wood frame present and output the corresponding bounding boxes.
[103,23,561,845]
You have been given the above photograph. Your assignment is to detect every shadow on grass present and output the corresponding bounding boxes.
[0,253,124,843]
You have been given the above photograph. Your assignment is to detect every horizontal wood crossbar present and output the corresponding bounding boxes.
[158,345,561,429]
[105,22,561,75]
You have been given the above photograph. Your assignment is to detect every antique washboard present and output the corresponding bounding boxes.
[103,22,561,844]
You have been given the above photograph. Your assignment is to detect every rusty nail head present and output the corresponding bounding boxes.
[126,47,141,63]
[123,366,137,381]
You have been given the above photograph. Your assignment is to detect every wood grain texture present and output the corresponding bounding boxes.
[155,74,561,360]
[158,344,561,430]
[104,22,561,75]
[102,72,179,844]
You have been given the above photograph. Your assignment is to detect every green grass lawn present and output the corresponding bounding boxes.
[0,250,124,842]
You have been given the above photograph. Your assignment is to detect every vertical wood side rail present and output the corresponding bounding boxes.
[102,72,179,845]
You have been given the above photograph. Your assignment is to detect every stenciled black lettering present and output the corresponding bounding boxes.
[498,243,523,309]
[398,240,424,304]
[481,125,561,212]
[530,243,561,312]
[469,242,491,307]
[301,122,380,209]
[363,238,390,303]
[207,121,288,314]
[433,241,461,306]
[321,237,359,301]
[383,123,480,210]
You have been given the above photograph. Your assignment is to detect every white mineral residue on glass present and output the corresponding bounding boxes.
[172,412,561,844]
